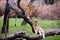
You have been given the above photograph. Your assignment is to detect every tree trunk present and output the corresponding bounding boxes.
[1,15,9,33]
[1,2,10,33]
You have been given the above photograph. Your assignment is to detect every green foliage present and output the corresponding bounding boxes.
[0,18,3,31]
[43,35,60,40]
[32,18,60,29]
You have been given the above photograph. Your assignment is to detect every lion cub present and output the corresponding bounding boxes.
[32,21,45,38]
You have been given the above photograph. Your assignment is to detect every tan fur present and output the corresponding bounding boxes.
[32,21,45,38]
[25,5,35,16]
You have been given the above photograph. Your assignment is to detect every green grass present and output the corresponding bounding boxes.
[43,35,60,40]
[0,18,60,40]
[0,18,3,31]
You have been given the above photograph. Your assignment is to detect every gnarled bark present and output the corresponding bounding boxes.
[0,29,60,40]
